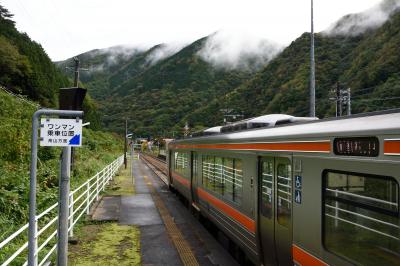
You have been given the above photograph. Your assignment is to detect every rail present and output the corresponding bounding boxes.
[140,153,169,185]
[0,155,124,266]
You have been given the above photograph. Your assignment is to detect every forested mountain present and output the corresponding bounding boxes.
[58,37,269,136]
[58,0,400,137]
[0,5,69,106]
[213,0,400,121]
[55,46,149,99]
[0,5,103,129]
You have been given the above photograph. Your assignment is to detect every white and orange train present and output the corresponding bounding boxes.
[166,112,400,266]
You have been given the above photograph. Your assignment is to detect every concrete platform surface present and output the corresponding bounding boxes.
[119,194,163,226]
[133,158,239,266]
[90,157,239,266]
[92,195,120,221]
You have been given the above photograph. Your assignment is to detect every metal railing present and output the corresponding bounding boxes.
[0,155,124,266]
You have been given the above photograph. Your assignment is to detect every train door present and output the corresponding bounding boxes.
[258,157,292,266]
[191,152,199,203]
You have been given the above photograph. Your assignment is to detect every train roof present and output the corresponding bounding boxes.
[173,109,400,144]
[220,114,318,133]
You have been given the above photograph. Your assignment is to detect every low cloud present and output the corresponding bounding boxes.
[145,42,187,65]
[87,45,148,72]
[197,30,283,71]
[325,0,400,36]
[101,45,144,65]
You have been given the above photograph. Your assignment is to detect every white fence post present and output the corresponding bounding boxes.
[69,194,74,238]
[111,162,114,180]
[34,217,38,266]
[105,166,109,189]
[96,173,100,201]
[0,155,124,266]
[101,170,104,191]
[86,182,90,215]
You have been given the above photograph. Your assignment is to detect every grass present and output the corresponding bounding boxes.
[68,222,141,266]
[105,159,135,196]
[0,89,124,264]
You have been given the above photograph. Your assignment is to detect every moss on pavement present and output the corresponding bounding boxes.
[105,159,135,196]
[69,222,140,266]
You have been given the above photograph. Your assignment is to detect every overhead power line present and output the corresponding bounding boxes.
[353,96,400,102]
[0,85,40,108]
[309,0,316,117]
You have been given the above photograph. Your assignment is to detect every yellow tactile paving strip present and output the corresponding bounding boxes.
[143,174,199,266]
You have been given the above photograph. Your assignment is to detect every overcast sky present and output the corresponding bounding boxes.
[2,0,383,61]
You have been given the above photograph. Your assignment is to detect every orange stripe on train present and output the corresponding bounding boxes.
[292,245,328,266]
[384,140,400,155]
[197,188,256,233]
[172,171,190,188]
[172,141,330,153]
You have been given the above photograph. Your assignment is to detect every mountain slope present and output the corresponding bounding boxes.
[57,0,400,137]
[193,3,400,125]
[100,37,254,135]
[0,6,69,106]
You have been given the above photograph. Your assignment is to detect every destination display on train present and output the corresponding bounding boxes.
[334,137,379,157]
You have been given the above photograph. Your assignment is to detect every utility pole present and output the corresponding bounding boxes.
[184,122,190,137]
[340,87,351,116]
[336,83,341,117]
[309,0,316,117]
[66,57,88,170]
[330,82,343,117]
[347,88,351,115]
[73,57,79,87]
[339,89,343,117]
[66,57,89,87]
[331,84,351,117]
[124,118,127,169]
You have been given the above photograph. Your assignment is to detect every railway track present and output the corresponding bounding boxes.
[140,153,168,185]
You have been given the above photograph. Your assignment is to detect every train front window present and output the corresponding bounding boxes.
[323,171,400,266]
[277,162,291,227]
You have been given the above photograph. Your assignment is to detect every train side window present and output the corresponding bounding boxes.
[192,152,199,180]
[175,152,189,178]
[174,152,177,170]
[260,159,273,218]
[215,157,224,195]
[277,162,291,228]
[174,152,180,172]
[223,158,234,201]
[183,152,190,179]
[202,155,215,191]
[233,159,243,204]
[323,171,400,266]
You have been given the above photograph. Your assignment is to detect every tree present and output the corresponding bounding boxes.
[0,36,32,91]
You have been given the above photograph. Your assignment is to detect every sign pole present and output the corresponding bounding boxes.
[28,111,40,266]
[124,119,128,169]
[28,110,83,266]
[57,146,71,266]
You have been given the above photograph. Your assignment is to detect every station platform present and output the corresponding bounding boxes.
[69,157,238,266]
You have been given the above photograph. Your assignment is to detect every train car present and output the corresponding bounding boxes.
[167,111,400,266]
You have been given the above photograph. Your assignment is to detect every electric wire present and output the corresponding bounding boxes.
[0,85,41,108]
